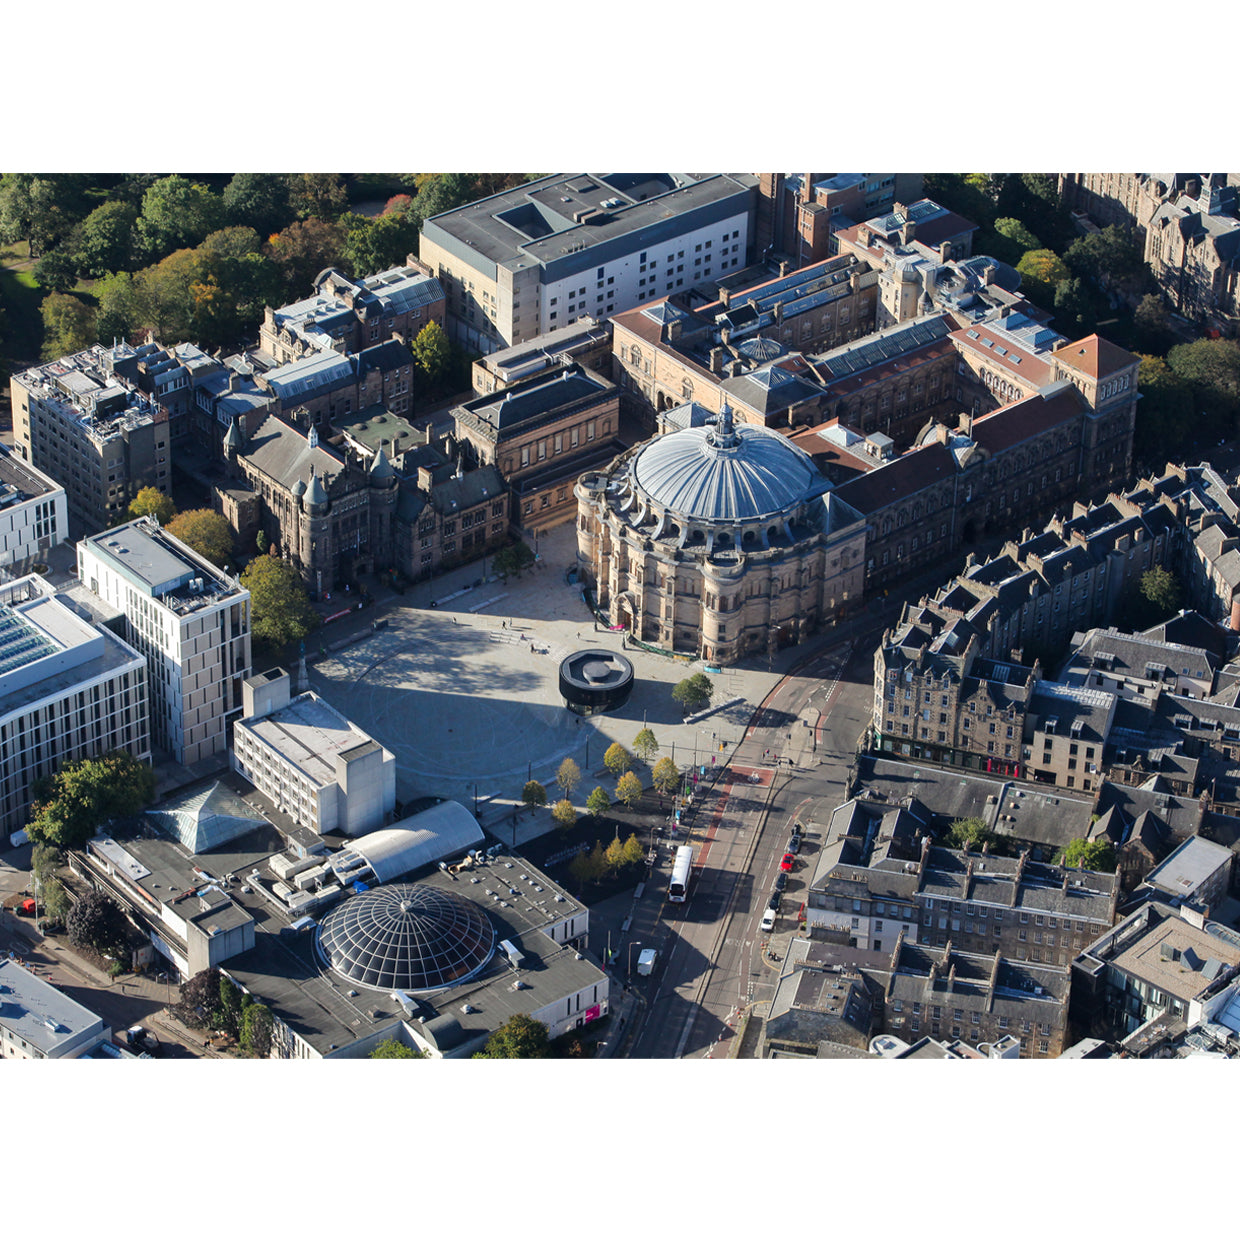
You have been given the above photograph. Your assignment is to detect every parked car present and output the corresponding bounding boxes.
[125,1026,160,1056]
[774,872,788,893]
[767,892,781,911]
[787,835,801,854]
[780,853,795,872]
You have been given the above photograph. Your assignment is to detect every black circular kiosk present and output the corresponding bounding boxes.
[558,648,635,717]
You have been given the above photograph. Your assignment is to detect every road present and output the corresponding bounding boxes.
[625,636,876,1058]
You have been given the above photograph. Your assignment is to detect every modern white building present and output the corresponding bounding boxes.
[77,517,251,766]
[0,959,112,1059]
[0,446,66,570]
[420,173,757,353]
[231,668,395,837]
[0,574,148,837]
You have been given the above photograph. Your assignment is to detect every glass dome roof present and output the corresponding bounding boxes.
[316,883,496,993]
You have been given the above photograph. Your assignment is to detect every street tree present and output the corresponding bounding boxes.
[166,509,235,567]
[671,672,714,714]
[621,833,645,868]
[40,292,96,361]
[40,877,71,928]
[567,848,595,887]
[615,770,643,809]
[472,1013,551,1059]
[632,727,659,762]
[492,540,535,578]
[128,486,176,525]
[240,1003,274,1058]
[27,750,156,850]
[605,835,625,871]
[603,742,632,778]
[651,756,680,796]
[239,555,320,649]
[1062,838,1117,872]
[370,1037,423,1059]
[66,889,129,958]
[175,969,223,1029]
[521,779,547,810]
[411,319,452,385]
[585,840,608,881]
[31,842,61,885]
[556,757,581,797]
[586,786,611,817]
[218,974,248,1040]
[551,798,577,831]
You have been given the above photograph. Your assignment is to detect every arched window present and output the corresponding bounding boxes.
[681,378,694,401]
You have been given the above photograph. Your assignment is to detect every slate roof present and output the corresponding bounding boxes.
[240,413,345,492]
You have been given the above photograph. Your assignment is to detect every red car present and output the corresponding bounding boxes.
[780,853,795,872]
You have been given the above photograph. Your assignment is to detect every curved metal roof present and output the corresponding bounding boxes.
[341,801,485,884]
[631,406,823,523]
[317,882,496,993]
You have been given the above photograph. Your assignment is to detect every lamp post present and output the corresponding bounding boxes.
[627,940,642,982]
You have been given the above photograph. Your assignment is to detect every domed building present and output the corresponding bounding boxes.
[575,405,867,665]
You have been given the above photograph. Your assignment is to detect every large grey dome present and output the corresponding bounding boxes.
[316,882,496,993]
[632,406,823,523]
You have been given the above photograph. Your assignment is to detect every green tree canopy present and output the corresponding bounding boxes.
[672,672,714,714]
[288,173,349,222]
[556,757,582,797]
[586,786,611,817]
[492,540,535,578]
[1167,338,1240,407]
[603,742,632,778]
[128,486,176,525]
[615,770,643,809]
[1062,837,1117,872]
[66,889,129,957]
[265,217,347,290]
[94,270,143,345]
[473,1013,551,1059]
[651,756,680,796]
[240,555,320,649]
[946,817,994,851]
[175,969,223,1029]
[552,798,577,830]
[222,173,294,238]
[411,319,451,385]
[40,292,96,361]
[1064,224,1145,289]
[34,247,80,293]
[1053,276,1095,337]
[218,975,248,1040]
[166,509,235,567]
[240,1002,274,1057]
[1015,249,1071,307]
[339,210,421,278]
[370,1037,424,1059]
[27,750,156,850]
[0,173,90,256]
[1134,353,1196,461]
[40,877,71,928]
[522,779,548,809]
[76,199,139,277]
[632,727,659,762]
[31,841,61,884]
[136,176,225,261]
[1139,565,1183,619]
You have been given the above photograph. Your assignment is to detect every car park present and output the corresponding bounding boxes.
[780,852,795,872]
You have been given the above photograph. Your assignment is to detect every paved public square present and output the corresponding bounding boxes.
[308,523,791,844]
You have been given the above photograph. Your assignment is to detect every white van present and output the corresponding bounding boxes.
[760,907,777,932]
[636,948,658,976]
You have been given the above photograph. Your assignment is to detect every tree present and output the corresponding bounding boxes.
[1053,276,1095,336]
[1134,353,1196,461]
[265,217,347,290]
[255,529,269,554]
[615,770,643,809]
[521,779,547,809]
[1167,338,1240,406]
[94,271,143,345]
[134,247,202,342]
[128,486,176,525]
[621,833,645,868]
[989,216,1043,265]
[651,756,680,796]
[31,841,62,885]
[604,835,625,871]
[40,292,96,361]
[75,199,139,276]
[473,1012,550,1059]
[175,969,223,1029]
[492,540,535,578]
[166,509,235,567]
[288,173,349,223]
[946,817,994,851]
[27,750,156,850]
[632,727,659,762]
[65,889,129,957]
[411,319,451,385]
[370,1037,423,1059]
[552,798,577,830]
[34,247,80,293]
[339,210,421,278]
[1134,294,1175,355]
[39,877,71,928]
[136,176,225,261]
[218,975,248,1040]
[239,1002,274,1057]
[1064,225,1145,290]
[586,786,611,817]
[556,757,582,797]
[1062,837,1117,872]
[239,555,320,649]
[223,173,294,237]
[672,672,714,714]
[0,173,90,257]
[1139,565,1183,619]
[604,742,632,779]
[567,848,595,887]
[189,226,283,347]
[1015,249,1071,307]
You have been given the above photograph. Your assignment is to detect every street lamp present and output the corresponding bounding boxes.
[627,940,642,982]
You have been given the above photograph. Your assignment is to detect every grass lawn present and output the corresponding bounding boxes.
[0,257,45,363]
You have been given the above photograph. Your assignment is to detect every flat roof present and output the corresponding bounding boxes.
[0,959,107,1055]
[80,520,243,605]
[1144,835,1234,898]
[1109,915,1240,1004]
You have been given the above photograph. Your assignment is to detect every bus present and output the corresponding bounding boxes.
[668,845,694,903]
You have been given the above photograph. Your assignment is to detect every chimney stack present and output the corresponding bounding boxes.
[719,287,731,309]
[940,240,952,264]
[709,347,724,375]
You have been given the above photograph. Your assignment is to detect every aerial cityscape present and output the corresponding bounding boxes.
[4,167,1240,1065]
